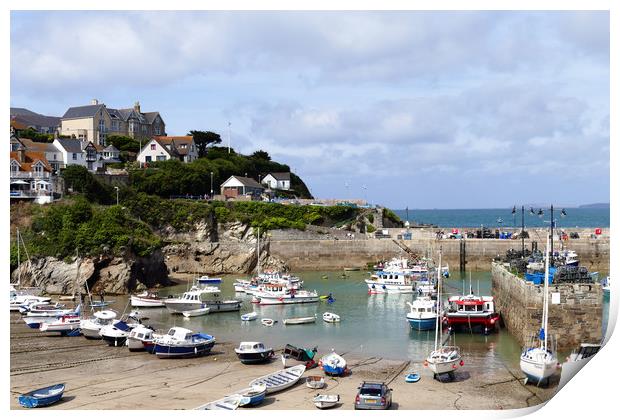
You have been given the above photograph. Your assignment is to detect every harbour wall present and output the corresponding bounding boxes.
[491,262,603,351]
[268,236,609,272]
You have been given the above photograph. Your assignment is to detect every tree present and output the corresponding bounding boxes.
[251,150,271,161]
[107,135,141,153]
[60,165,112,204]
[17,128,54,143]
[187,130,222,158]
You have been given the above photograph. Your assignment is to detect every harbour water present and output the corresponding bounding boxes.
[395,207,610,228]
[95,270,608,373]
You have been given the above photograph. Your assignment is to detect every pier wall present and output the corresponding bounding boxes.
[491,262,603,351]
[268,237,609,272]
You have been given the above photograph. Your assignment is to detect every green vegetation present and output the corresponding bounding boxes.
[60,165,114,204]
[16,128,54,143]
[366,224,376,233]
[188,130,222,157]
[383,208,403,226]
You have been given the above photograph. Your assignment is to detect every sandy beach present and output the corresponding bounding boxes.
[9,312,559,410]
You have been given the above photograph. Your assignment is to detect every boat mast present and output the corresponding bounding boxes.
[256,227,261,276]
[542,233,550,352]
[434,246,442,351]
[16,228,21,287]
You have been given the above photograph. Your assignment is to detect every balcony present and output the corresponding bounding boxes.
[10,190,52,198]
[10,171,51,180]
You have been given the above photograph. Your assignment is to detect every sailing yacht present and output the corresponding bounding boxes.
[425,247,463,380]
[519,234,559,386]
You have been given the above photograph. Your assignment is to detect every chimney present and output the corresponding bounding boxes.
[17,144,25,162]
[91,99,99,105]
[134,101,141,113]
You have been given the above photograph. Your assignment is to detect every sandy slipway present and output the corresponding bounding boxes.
[10,314,557,410]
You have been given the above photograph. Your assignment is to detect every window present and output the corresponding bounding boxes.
[129,121,136,132]
[154,125,161,135]
[98,119,105,133]
[53,154,57,160]
[11,162,19,173]
[156,155,166,161]
[151,143,156,150]
[72,153,77,160]
[142,125,147,133]
[33,163,43,174]
[145,156,152,162]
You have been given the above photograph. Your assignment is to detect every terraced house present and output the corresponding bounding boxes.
[60,99,166,146]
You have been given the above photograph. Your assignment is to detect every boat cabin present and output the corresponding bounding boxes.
[448,295,494,313]
[237,342,268,352]
[371,271,412,285]
[129,326,154,340]
[166,327,194,341]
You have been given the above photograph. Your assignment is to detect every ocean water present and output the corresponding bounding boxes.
[99,270,608,372]
[394,208,609,228]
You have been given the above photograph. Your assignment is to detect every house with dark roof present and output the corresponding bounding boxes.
[220,176,265,199]
[10,108,61,134]
[53,138,86,168]
[60,99,166,146]
[10,146,57,204]
[262,172,291,190]
[137,136,198,164]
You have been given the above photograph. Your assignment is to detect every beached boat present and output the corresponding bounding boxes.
[602,276,610,296]
[426,247,463,380]
[520,235,559,387]
[80,310,117,339]
[127,325,159,352]
[320,350,347,376]
[195,394,243,410]
[39,314,81,335]
[130,291,165,308]
[405,373,421,383]
[18,383,65,408]
[22,304,80,329]
[281,344,318,368]
[248,364,306,394]
[241,311,258,321]
[19,301,64,315]
[261,318,276,327]
[558,343,601,391]
[236,383,267,407]
[153,327,215,358]
[100,320,136,347]
[406,296,437,331]
[283,315,316,325]
[306,376,325,389]
[313,394,340,409]
[322,312,340,323]
[182,306,210,318]
[10,294,51,312]
[234,342,274,364]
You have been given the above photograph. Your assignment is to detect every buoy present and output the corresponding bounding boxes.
[452,364,457,369]
[423,361,428,367]
[459,360,464,366]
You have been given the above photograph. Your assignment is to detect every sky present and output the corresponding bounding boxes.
[10,10,610,209]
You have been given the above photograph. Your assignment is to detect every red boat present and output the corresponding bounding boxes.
[445,293,500,334]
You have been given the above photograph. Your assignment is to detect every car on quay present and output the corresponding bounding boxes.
[354,381,392,410]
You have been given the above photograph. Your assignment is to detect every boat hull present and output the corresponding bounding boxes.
[130,296,165,308]
[445,313,500,332]
[235,350,274,364]
[258,295,319,305]
[407,316,436,331]
[366,280,414,294]
[101,334,128,347]
[520,352,558,385]
[154,341,215,358]
[18,384,65,408]
[164,301,203,314]
[204,301,242,312]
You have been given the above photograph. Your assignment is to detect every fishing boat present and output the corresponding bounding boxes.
[406,296,437,331]
[18,383,65,408]
[236,383,267,407]
[39,314,81,335]
[320,350,347,376]
[100,320,137,347]
[182,306,210,318]
[22,304,80,329]
[234,342,274,364]
[130,291,165,308]
[261,318,276,327]
[322,312,341,323]
[241,311,258,321]
[164,285,241,314]
[306,376,325,389]
[520,234,559,387]
[313,394,340,409]
[248,364,306,394]
[127,325,159,352]
[445,278,500,334]
[255,289,320,305]
[281,344,318,368]
[405,373,421,383]
[80,310,117,339]
[195,394,243,410]
[283,315,316,325]
[365,271,415,294]
[153,327,215,358]
[425,247,463,380]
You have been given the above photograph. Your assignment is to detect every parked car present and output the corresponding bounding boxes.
[354,381,392,410]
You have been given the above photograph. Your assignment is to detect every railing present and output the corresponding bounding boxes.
[10,171,51,179]
[10,190,52,198]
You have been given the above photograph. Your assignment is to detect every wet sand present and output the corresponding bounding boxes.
[10,313,558,410]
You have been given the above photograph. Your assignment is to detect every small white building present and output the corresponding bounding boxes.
[221,176,265,199]
[137,136,198,164]
[262,172,291,190]
[53,138,86,169]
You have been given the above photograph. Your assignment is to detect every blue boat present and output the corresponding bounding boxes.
[405,373,420,383]
[406,298,437,331]
[18,383,65,408]
[320,351,347,376]
[154,327,216,358]
[196,275,222,285]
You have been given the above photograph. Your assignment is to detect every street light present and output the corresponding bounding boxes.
[210,172,214,197]
[114,186,119,206]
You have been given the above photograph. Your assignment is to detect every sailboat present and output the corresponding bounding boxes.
[425,246,463,380]
[10,228,43,299]
[519,233,558,386]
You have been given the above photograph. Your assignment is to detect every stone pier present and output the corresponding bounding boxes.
[491,262,603,351]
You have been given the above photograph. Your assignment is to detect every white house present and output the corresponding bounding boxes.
[53,138,86,168]
[10,146,56,204]
[262,172,291,190]
[137,136,198,164]
[221,176,265,199]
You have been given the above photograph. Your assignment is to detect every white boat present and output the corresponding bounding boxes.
[10,294,51,311]
[235,383,267,407]
[80,310,117,339]
[99,312,143,347]
[313,394,340,409]
[425,247,462,380]
[520,234,559,387]
[283,315,316,325]
[558,343,602,391]
[164,285,241,314]
[39,315,81,335]
[182,306,210,317]
[248,364,306,394]
[18,301,64,315]
[322,312,340,323]
[241,311,258,321]
[602,276,610,296]
[406,296,437,331]
[234,342,274,364]
[153,327,216,358]
[22,304,80,329]
[255,289,319,305]
[306,376,325,389]
[365,271,415,294]
[320,350,347,376]
[195,394,243,410]
[127,325,159,352]
[261,318,276,327]
[130,291,165,308]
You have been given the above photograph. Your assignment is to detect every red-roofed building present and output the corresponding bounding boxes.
[10,145,58,204]
[137,136,198,164]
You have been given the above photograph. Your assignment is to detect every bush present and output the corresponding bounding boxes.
[366,224,376,233]
[61,165,113,204]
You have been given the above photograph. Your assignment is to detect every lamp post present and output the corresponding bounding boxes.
[114,186,119,206]
[210,172,214,198]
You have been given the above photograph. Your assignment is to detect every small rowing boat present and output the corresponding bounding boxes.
[320,350,347,376]
[236,383,267,407]
[306,376,325,389]
[249,364,306,394]
[313,394,340,409]
[241,311,258,321]
[283,315,316,325]
[182,306,210,318]
[195,394,243,410]
[322,312,340,323]
[261,318,276,327]
[18,383,65,408]
[405,372,421,383]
